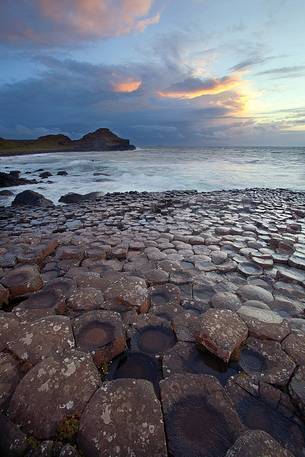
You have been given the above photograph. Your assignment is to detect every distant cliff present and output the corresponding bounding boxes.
[0,128,136,156]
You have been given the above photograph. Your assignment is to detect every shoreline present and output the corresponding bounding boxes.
[1,187,305,456]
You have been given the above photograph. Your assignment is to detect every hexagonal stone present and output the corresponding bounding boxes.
[8,350,101,439]
[226,430,295,457]
[197,309,248,363]
[0,352,20,411]
[78,379,167,457]
[239,337,295,386]
[163,342,240,386]
[0,413,28,457]
[226,374,305,457]
[282,331,305,365]
[238,307,290,341]
[0,284,9,307]
[8,316,75,365]
[211,292,241,311]
[237,285,273,304]
[149,283,181,307]
[289,365,305,417]
[160,374,245,457]
[130,317,177,357]
[238,262,263,276]
[103,275,149,313]
[1,265,43,298]
[288,255,305,270]
[73,310,126,365]
[67,287,104,313]
[0,312,20,351]
[14,287,66,318]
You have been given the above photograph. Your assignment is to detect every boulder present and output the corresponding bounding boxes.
[282,331,305,365]
[59,192,103,204]
[78,379,167,457]
[0,312,20,351]
[8,350,101,439]
[39,171,52,179]
[160,374,245,457]
[103,275,149,313]
[12,190,53,207]
[0,352,21,411]
[226,430,295,457]
[238,307,290,341]
[0,413,28,457]
[1,264,43,298]
[0,171,36,188]
[237,285,273,304]
[57,170,68,176]
[211,292,241,311]
[197,309,248,363]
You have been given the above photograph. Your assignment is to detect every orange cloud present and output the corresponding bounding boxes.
[39,0,160,39]
[158,75,241,100]
[113,79,142,93]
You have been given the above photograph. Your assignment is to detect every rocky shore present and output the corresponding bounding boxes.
[0,188,305,457]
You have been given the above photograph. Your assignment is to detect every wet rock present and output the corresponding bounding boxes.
[9,350,101,439]
[226,430,295,457]
[59,192,102,204]
[57,171,68,176]
[239,337,295,386]
[0,189,14,196]
[211,292,241,311]
[0,284,9,307]
[238,262,263,276]
[237,284,274,304]
[282,331,305,365]
[193,280,216,303]
[8,316,75,365]
[197,309,248,363]
[0,413,28,457]
[163,342,240,386]
[227,373,305,457]
[73,310,126,365]
[0,352,21,411]
[12,190,53,207]
[39,171,52,179]
[160,373,245,457]
[14,287,66,318]
[59,444,80,457]
[78,379,167,457]
[289,365,305,417]
[172,311,201,342]
[1,265,43,298]
[103,275,149,313]
[288,255,305,270]
[0,171,36,188]
[130,318,177,357]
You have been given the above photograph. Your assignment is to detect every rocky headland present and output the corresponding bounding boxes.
[0,128,135,157]
[0,188,305,456]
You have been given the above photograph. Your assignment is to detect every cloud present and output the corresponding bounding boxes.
[256,65,305,78]
[0,0,160,45]
[158,75,241,100]
[113,79,142,93]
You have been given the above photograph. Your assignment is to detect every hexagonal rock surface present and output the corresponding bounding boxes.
[226,430,295,457]
[103,275,149,313]
[72,310,126,365]
[149,283,181,307]
[1,265,43,298]
[239,337,295,386]
[162,342,240,386]
[282,331,305,366]
[0,284,9,307]
[172,311,201,342]
[197,309,248,363]
[14,287,66,318]
[78,379,167,457]
[226,374,305,457]
[238,307,290,342]
[211,292,241,311]
[8,350,101,439]
[160,374,245,457]
[8,316,75,365]
[67,287,104,312]
[0,352,20,411]
[130,317,177,357]
[237,285,274,304]
[0,312,20,351]
[289,365,305,417]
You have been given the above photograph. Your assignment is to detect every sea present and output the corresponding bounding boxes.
[1,146,305,205]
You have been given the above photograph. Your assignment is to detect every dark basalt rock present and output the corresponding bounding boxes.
[163,342,240,386]
[12,190,54,207]
[0,352,21,412]
[131,324,177,356]
[57,170,68,176]
[0,413,28,456]
[149,283,181,307]
[0,189,14,196]
[73,310,126,365]
[226,430,295,457]
[39,171,52,179]
[160,374,245,457]
[14,287,66,317]
[0,171,37,187]
[59,192,103,204]
[78,379,167,457]
[1,264,43,298]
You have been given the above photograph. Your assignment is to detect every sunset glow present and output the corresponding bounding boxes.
[113,79,142,93]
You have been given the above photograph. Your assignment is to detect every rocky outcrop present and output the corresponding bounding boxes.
[0,128,135,156]
[0,171,37,187]
[12,190,54,207]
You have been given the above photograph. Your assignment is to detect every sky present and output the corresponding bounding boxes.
[0,0,305,146]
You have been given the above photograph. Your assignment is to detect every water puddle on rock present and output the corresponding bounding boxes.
[136,325,177,355]
[76,321,115,350]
